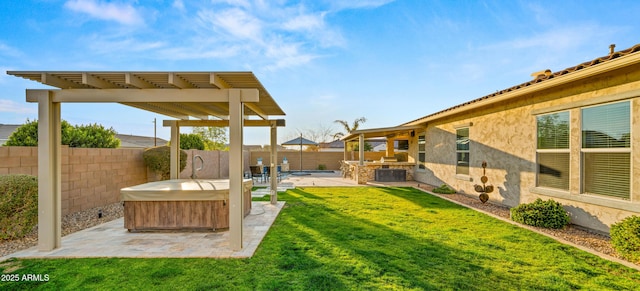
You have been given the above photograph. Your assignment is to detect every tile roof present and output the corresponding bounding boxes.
[403,43,640,125]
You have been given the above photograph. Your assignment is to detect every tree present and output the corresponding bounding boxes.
[333,117,367,140]
[353,142,373,152]
[4,119,119,148]
[179,133,205,150]
[333,117,367,151]
[192,126,228,150]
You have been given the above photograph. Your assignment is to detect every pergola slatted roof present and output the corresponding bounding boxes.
[8,71,285,120]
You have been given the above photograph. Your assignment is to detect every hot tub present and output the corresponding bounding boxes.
[120,179,253,232]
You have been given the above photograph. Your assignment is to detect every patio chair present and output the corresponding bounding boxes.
[250,166,263,183]
[263,166,270,183]
[277,165,282,182]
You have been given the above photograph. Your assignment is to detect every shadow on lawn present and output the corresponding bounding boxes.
[377,186,463,210]
[264,187,496,290]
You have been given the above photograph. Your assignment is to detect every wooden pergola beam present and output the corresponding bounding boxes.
[26,88,259,103]
[163,119,285,127]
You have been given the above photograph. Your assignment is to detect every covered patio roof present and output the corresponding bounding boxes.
[341,124,425,142]
[340,124,425,165]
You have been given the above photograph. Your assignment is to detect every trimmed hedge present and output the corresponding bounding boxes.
[610,215,640,263]
[432,184,456,194]
[0,175,38,240]
[143,146,187,180]
[510,198,569,229]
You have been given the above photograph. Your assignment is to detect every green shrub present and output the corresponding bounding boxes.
[432,184,456,194]
[610,215,640,263]
[317,164,327,170]
[3,119,119,148]
[4,119,74,146]
[0,175,38,240]
[180,133,205,150]
[67,123,120,148]
[510,198,569,229]
[143,146,187,180]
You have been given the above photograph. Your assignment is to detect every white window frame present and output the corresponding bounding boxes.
[455,127,470,176]
[580,100,632,200]
[417,132,426,171]
[535,111,570,191]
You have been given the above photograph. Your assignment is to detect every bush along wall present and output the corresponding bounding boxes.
[143,146,187,180]
[510,198,570,229]
[0,175,38,240]
[610,215,640,263]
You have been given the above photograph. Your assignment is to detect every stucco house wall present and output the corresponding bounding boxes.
[412,62,640,233]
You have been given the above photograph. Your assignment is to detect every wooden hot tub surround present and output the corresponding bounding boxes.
[121,179,253,232]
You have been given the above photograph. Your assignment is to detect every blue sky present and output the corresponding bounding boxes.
[1,0,639,145]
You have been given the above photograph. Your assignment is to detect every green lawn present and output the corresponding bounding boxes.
[1,187,639,290]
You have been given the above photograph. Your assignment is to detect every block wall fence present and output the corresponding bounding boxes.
[0,146,147,215]
[1,146,377,215]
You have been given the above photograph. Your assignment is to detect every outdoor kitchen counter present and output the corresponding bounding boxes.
[342,161,415,184]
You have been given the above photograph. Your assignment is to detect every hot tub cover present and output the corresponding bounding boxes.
[121,179,253,201]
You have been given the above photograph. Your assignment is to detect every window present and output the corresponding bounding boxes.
[536,112,570,190]
[581,101,631,199]
[418,133,426,170]
[456,128,469,175]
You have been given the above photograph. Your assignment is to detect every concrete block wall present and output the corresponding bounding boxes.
[180,149,231,179]
[0,146,38,175]
[1,146,147,215]
[65,147,147,214]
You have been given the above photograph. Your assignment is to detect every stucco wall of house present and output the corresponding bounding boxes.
[413,66,640,233]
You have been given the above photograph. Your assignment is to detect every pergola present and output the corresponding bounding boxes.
[7,71,286,252]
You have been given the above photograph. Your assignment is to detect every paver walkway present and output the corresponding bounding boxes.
[1,202,284,260]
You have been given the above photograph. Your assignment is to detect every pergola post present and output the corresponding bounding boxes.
[343,140,348,161]
[270,121,278,204]
[37,92,62,251]
[170,122,180,179]
[359,133,365,166]
[386,138,395,157]
[229,89,244,250]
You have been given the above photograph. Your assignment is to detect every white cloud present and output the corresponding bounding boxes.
[64,0,144,26]
[482,25,609,53]
[211,0,252,9]
[0,99,37,114]
[84,35,166,54]
[282,13,325,31]
[172,0,185,11]
[325,0,396,10]
[211,8,263,41]
[57,0,385,71]
[0,43,22,58]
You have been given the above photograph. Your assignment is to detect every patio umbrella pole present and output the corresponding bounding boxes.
[282,134,317,176]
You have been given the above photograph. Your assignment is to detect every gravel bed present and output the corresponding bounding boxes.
[1,202,124,258]
[417,184,637,266]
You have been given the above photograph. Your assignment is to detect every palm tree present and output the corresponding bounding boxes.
[333,117,367,154]
[333,117,367,140]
